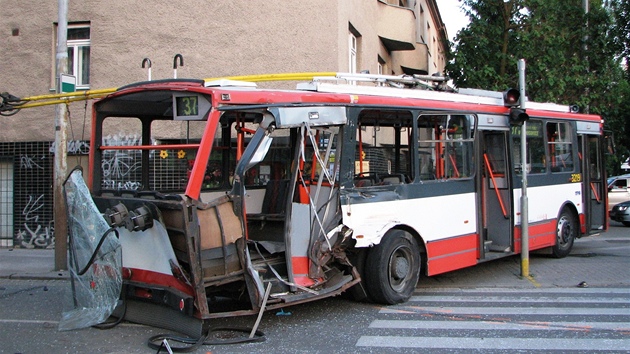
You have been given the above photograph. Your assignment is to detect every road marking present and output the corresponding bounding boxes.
[370,320,630,331]
[359,287,630,351]
[414,287,630,294]
[0,319,59,324]
[380,305,630,315]
[0,318,144,327]
[357,336,630,351]
[409,295,630,303]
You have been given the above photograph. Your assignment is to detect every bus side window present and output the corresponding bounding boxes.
[355,109,413,187]
[547,122,574,173]
[512,120,546,174]
[418,114,474,180]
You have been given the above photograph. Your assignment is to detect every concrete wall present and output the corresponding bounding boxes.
[0,0,446,248]
[0,0,446,142]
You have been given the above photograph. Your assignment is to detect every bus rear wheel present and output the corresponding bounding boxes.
[364,229,420,304]
[552,208,576,258]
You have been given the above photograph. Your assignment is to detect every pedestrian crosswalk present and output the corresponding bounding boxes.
[356,287,630,352]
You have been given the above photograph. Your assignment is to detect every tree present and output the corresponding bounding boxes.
[607,0,630,173]
[445,0,629,175]
[446,0,529,91]
[609,0,630,79]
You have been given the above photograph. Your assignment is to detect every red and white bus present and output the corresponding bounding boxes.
[68,73,607,335]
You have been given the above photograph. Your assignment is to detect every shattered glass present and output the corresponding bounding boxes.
[59,169,122,331]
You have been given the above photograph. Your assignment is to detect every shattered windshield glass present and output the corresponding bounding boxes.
[59,169,122,331]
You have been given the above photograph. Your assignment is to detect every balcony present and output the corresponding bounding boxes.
[392,46,429,75]
[377,1,416,51]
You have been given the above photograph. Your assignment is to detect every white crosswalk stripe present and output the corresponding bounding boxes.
[356,287,630,352]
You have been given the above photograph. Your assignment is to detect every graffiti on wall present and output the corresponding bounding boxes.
[101,134,145,190]
[49,140,91,155]
[19,154,45,170]
[13,146,54,249]
[2,134,181,248]
[15,194,54,249]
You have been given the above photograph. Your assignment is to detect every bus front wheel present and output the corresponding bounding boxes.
[552,208,576,258]
[364,229,420,304]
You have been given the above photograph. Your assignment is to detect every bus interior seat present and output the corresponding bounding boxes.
[247,179,289,221]
[379,174,406,185]
[354,176,376,187]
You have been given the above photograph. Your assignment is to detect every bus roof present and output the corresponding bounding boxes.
[100,77,602,123]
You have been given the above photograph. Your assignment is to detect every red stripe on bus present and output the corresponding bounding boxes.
[292,256,310,274]
[127,268,195,296]
[579,213,586,234]
[426,233,478,276]
[514,219,556,252]
[185,109,221,199]
[291,257,315,286]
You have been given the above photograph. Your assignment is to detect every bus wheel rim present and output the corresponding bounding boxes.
[557,216,572,245]
[389,245,412,291]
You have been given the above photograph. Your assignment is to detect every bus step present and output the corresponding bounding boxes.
[488,244,510,252]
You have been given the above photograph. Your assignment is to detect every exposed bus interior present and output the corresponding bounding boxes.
[88,89,359,327]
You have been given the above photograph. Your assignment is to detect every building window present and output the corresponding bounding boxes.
[418,4,425,43]
[349,33,357,73]
[378,55,385,75]
[67,25,90,89]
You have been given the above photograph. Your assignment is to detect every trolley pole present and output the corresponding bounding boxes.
[518,59,529,277]
[54,0,69,271]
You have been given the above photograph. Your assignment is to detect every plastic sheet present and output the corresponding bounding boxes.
[59,169,122,331]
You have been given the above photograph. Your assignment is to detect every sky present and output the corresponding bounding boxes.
[436,0,469,42]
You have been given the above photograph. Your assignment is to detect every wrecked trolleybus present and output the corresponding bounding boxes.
[67,73,607,336]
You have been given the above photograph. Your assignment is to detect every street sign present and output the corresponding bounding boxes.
[59,73,76,93]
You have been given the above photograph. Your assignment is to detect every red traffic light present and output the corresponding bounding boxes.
[503,89,520,107]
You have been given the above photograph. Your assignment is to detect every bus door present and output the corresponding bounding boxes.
[480,131,513,257]
[579,135,606,232]
[286,123,344,287]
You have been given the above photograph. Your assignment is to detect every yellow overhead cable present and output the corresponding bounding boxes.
[20,87,117,102]
[204,72,337,83]
[14,91,112,109]
[9,72,339,110]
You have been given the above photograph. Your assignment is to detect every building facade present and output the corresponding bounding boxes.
[0,0,447,248]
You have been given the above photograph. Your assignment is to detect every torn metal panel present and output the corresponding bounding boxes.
[60,169,122,331]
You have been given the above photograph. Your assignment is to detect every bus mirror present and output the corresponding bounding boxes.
[509,108,529,125]
[503,89,520,107]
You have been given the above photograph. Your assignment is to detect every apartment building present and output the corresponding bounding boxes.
[0,0,447,248]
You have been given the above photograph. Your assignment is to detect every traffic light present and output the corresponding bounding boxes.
[509,108,529,125]
[503,89,520,107]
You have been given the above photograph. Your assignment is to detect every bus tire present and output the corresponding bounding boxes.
[346,248,369,302]
[364,229,420,304]
[552,208,576,258]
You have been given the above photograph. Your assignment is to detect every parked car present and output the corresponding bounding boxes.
[610,200,630,226]
[607,174,630,211]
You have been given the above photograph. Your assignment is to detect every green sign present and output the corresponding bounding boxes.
[60,74,76,93]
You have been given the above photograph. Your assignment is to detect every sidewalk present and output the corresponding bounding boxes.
[0,248,68,280]
[1,228,628,287]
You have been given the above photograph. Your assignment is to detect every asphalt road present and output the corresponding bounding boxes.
[1,222,628,353]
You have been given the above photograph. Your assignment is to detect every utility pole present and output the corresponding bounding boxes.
[54,0,69,271]
[518,59,529,278]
